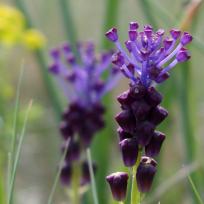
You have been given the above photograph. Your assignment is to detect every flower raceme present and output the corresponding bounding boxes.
[105,22,192,201]
[49,42,120,187]
[0,4,45,49]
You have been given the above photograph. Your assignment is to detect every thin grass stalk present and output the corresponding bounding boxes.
[14,0,62,120]
[7,153,12,201]
[8,100,33,204]
[47,138,71,204]
[10,63,24,173]
[188,175,204,204]
[87,148,99,204]
[58,0,80,62]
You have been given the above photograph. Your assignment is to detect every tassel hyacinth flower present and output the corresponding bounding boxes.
[49,42,120,188]
[105,22,192,202]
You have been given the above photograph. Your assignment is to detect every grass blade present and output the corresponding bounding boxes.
[14,0,62,120]
[8,100,33,204]
[87,148,99,204]
[59,0,80,61]
[47,138,71,204]
[188,175,204,204]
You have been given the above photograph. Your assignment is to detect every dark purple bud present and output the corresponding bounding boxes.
[81,161,97,186]
[106,172,129,201]
[117,127,133,141]
[92,103,105,114]
[170,29,181,40]
[105,28,118,42]
[127,63,135,75]
[176,48,191,62]
[144,25,153,30]
[149,106,168,126]
[125,40,132,52]
[112,52,125,66]
[140,49,150,60]
[181,32,193,45]
[50,48,60,59]
[145,86,163,107]
[59,121,74,140]
[115,110,136,133]
[66,53,76,64]
[135,121,155,146]
[119,138,139,167]
[60,162,72,186]
[155,72,170,83]
[149,66,161,80]
[145,131,166,157]
[79,129,94,147]
[136,156,157,193]
[62,43,71,53]
[63,140,80,162]
[129,30,137,41]
[163,37,173,50]
[144,29,152,38]
[117,90,134,108]
[129,83,146,99]
[49,64,59,74]
[129,22,139,30]
[131,100,151,120]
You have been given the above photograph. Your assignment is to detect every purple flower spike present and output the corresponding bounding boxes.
[181,32,193,45]
[106,172,129,201]
[105,28,118,42]
[105,23,192,86]
[176,48,191,62]
[119,138,139,167]
[145,131,166,157]
[136,156,157,193]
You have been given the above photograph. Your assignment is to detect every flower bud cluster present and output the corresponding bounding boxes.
[49,42,120,187]
[106,22,192,201]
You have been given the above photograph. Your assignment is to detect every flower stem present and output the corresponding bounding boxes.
[118,201,124,204]
[71,162,81,204]
[131,150,142,204]
[87,148,99,204]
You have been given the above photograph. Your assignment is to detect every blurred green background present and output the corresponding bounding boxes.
[0,0,204,204]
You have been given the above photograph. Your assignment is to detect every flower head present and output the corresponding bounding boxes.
[106,22,192,87]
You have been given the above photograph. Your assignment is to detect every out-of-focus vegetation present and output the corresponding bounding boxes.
[0,0,204,204]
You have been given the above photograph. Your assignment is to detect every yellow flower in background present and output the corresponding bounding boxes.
[0,4,45,49]
[23,29,46,49]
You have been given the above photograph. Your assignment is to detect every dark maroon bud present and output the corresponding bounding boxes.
[59,121,73,140]
[60,162,72,186]
[117,127,133,141]
[135,121,155,146]
[129,30,138,41]
[145,131,166,157]
[49,64,59,74]
[81,161,97,186]
[131,100,151,120]
[106,172,129,201]
[136,156,157,193]
[119,138,139,167]
[149,66,161,80]
[115,110,136,133]
[129,83,146,99]
[145,86,163,107]
[149,106,168,126]
[117,90,135,108]
[156,72,170,83]
[63,140,80,162]
[92,103,105,114]
[129,22,139,30]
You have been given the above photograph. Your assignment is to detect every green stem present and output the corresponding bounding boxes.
[138,0,158,29]
[71,162,81,204]
[101,0,120,49]
[118,201,124,204]
[87,149,99,204]
[58,0,80,62]
[131,150,142,204]
[47,138,71,204]
[14,0,62,120]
